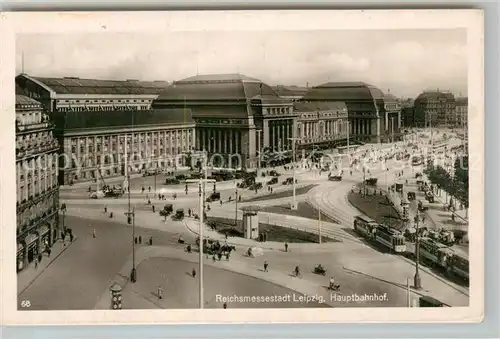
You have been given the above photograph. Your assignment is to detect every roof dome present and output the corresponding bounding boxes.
[302,82,385,102]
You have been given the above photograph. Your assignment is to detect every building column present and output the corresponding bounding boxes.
[385,112,389,131]
[235,130,240,154]
[398,112,401,128]
[228,129,233,154]
[218,129,222,153]
[263,119,270,149]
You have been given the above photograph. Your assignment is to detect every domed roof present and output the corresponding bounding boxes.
[302,82,385,102]
[156,73,279,102]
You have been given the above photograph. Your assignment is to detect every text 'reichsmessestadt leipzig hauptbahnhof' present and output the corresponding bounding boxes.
[14,72,468,269]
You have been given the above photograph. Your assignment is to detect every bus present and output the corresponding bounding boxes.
[374,225,407,253]
[353,215,378,240]
[419,237,453,268]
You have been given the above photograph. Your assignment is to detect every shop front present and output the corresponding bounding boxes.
[17,243,25,272]
[25,232,39,264]
[39,224,50,250]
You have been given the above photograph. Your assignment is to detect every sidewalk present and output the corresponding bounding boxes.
[17,237,78,294]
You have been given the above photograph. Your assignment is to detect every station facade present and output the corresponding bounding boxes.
[301,82,403,143]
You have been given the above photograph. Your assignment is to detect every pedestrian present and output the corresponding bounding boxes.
[47,248,51,257]
[192,268,196,278]
[142,186,145,193]
[93,229,96,239]
[284,242,288,252]
[149,236,152,245]
[152,205,155,213]
[218,252,222,261]
[149,186,151,192]
[148,199,151,205]
[264,261,268,272]
[139,236,142,244]
[220,199,223,206]
[34,257,38,268]
[134,237,138,244]
[158,285,163,300]
[70,233,74,242]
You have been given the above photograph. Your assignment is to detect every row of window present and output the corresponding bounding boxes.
[56,105,149,112]
[70,130,193,145]
[17,177,57,203]
[264,107,293,115]
[58,99,150,104]
[71,140,192,154]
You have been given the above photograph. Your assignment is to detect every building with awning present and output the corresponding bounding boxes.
[16,92,60,272]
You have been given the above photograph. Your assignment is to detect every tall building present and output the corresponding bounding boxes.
[50,109,195,185]
[455,97,468,129]
[301,82,402,143]
[15,74,169,113]
[153,74,297,169]
[401,99,415,128]
[16,94,60,272]
[413,90,456,128]
[293,102,349,148]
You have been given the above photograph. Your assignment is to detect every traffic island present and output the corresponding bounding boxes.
[205,216,337,243]
[347,186,404,230]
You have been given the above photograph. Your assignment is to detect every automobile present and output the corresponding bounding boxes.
[249,182,263,190]
[425,191,435,203]
[282,177,294,185]
[165,177,180,185]
[267,177,278,185]
[159,204,173,217]
[206,192,221,202]
[173,209,185,220]
[269,170,281,177]
[328,175,342,182]
[365,178,378,186]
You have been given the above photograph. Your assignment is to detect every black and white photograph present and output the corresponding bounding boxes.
[1,10,484,324]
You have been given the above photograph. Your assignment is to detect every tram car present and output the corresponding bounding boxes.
[353,216,406,253]
[418,238,469,281]
[374,224,407,253]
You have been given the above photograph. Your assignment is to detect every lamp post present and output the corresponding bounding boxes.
[256,129,262,174]
[414,210,422,289]
[362,167,366,197]
[186,152,215,309]
[391,116,395,144]
[125,207,136,283]
[234,187,239,226]
[288,137,302,210]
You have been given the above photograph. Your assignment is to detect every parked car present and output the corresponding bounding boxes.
[159,204,173,217]
[267,177,278,185]
[173,208,185,220]
[206,192,221,202]
[328,175,342,182]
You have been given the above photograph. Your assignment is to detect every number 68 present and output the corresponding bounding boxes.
[20,300,31,308]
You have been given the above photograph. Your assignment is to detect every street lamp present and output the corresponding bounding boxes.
[125,207,136,283]
[186,151,215,309]
[288,137,302,210]
[414,210,422,289]
[256,129,262,173]
[234,187,239,226]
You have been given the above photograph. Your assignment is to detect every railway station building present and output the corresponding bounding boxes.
[301,82,403,143]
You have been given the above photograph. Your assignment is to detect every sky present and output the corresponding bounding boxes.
[16,29,468,98]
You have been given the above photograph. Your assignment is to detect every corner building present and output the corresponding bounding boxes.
[153,74,297,169]
[413,91,456,128]
[301,82,402,143]
[16,95,60,272]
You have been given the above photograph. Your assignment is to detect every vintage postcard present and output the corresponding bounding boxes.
[0,10,484,325]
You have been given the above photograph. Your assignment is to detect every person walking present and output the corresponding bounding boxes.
[104,206,107,213]
[34,257,38,269]
[93,229,96,239]
[192,268,196,278]
[152,205,155,213]
[139,236,142,244]
[158,285,163,300]
[284,242,288,252]
[263,261,268,272]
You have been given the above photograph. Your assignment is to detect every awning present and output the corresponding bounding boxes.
[39,225,50,236]
[17,243,24,253]
[25,233,38,247]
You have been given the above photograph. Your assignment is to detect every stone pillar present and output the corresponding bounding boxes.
[229,129,233,154]
[263,119,270,148]
[385,111,389,131]
[218,129,222,153]
[398,111,401,129]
